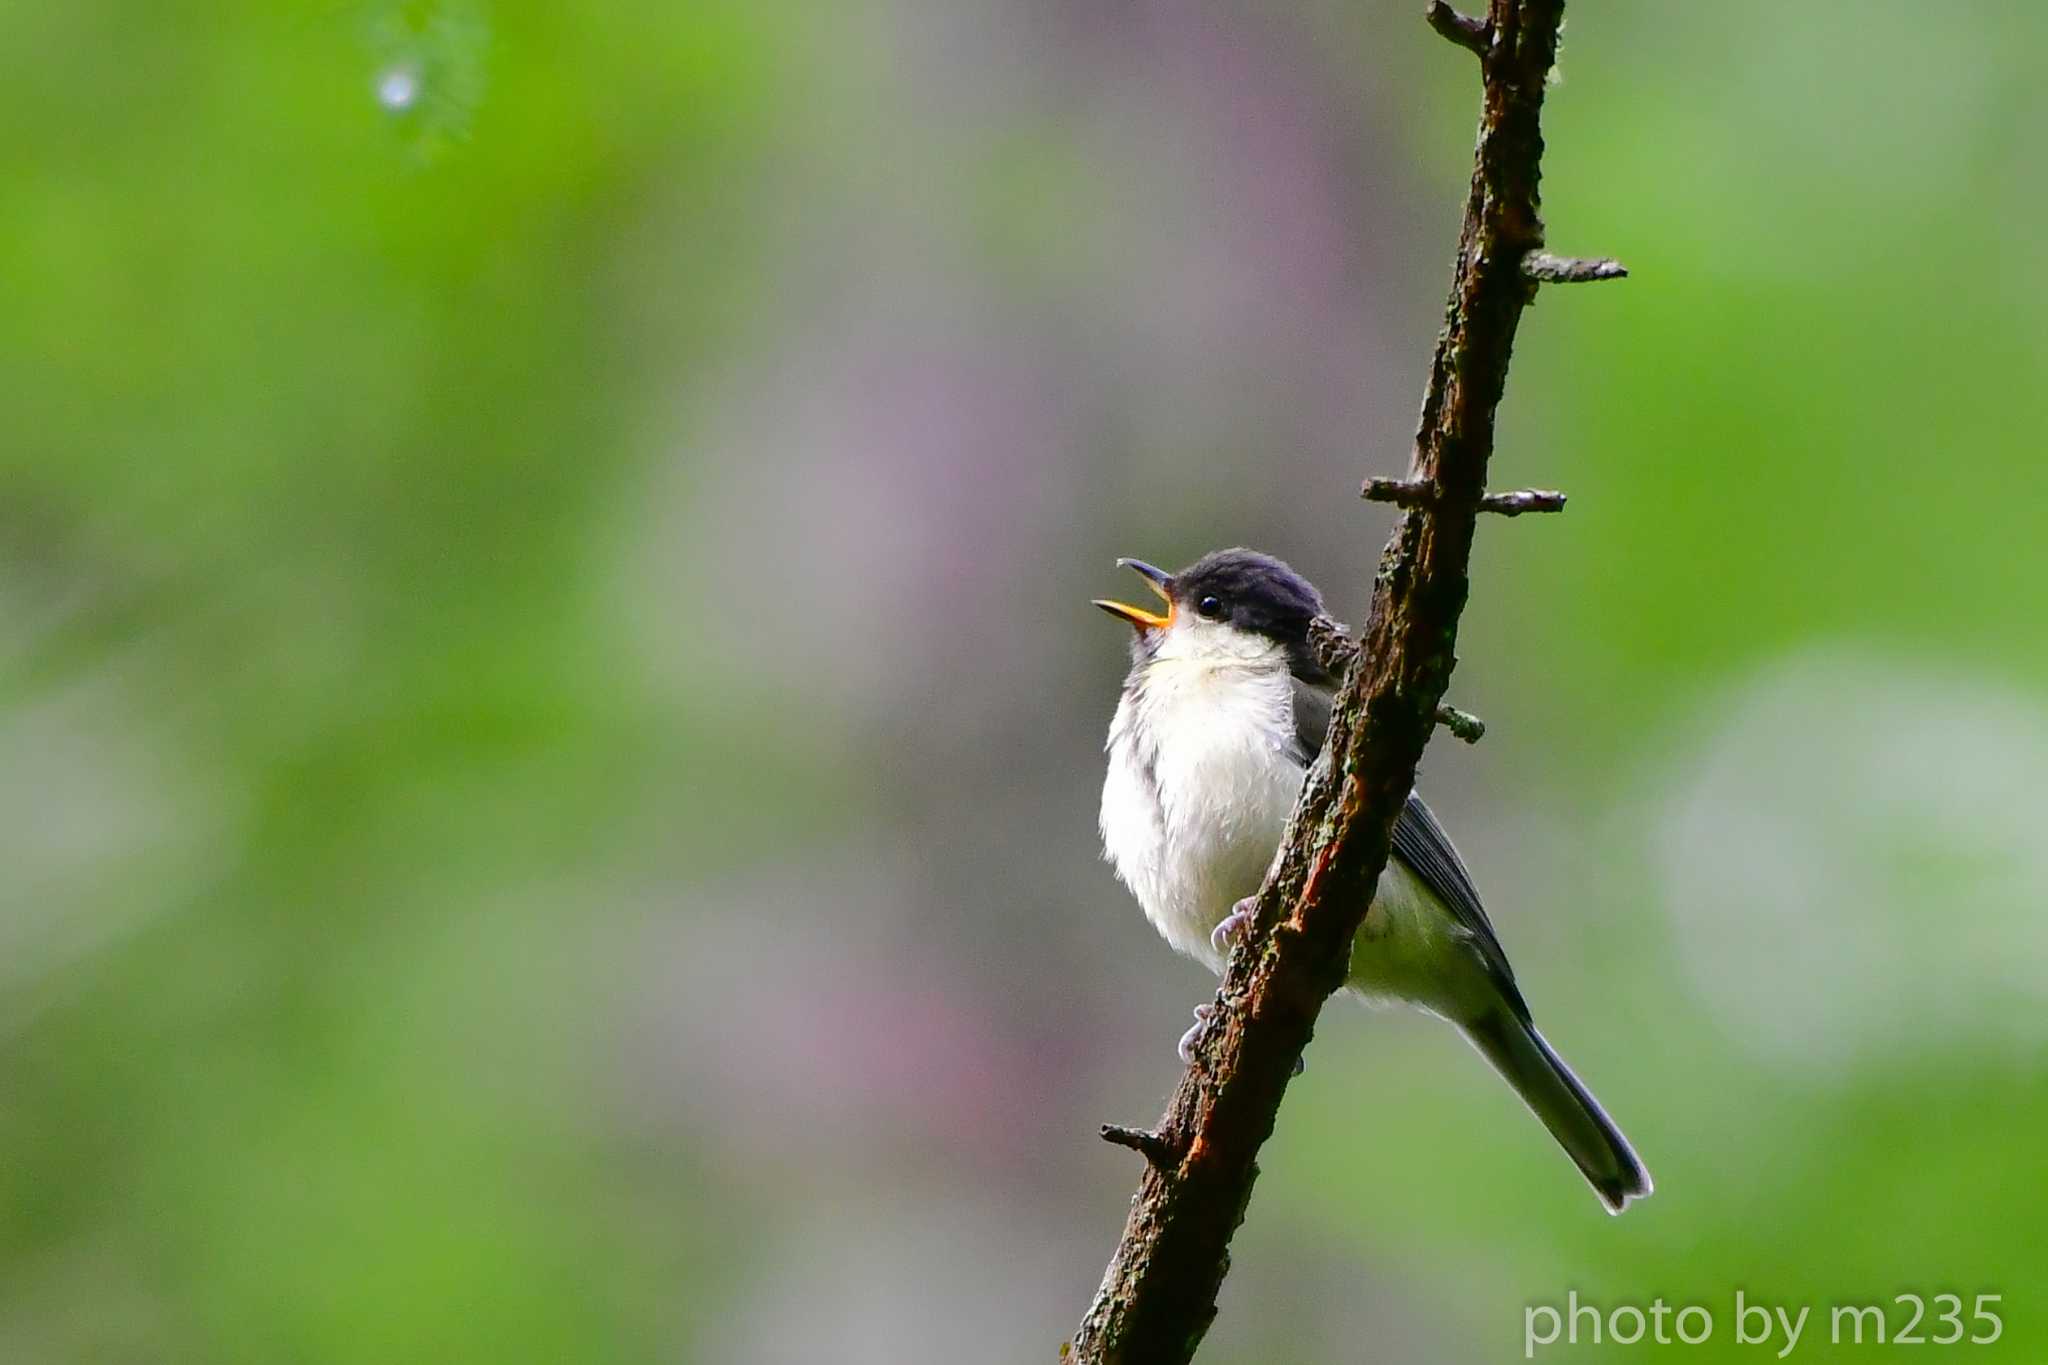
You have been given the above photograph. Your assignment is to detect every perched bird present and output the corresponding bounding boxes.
[1095,548,1651,1213]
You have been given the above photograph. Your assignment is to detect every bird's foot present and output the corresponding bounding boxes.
[1175,1001,1307,1075]
[1177,1003,1216,1063]
[1209,896,1259,954]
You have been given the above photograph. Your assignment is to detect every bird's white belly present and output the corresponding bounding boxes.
[1100,660,1304,972]
[1101,658,1485,1017]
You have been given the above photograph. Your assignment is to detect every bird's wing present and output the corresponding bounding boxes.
[1390,791,1527,1019]
[1288,673,1528,1020]
[1288,675,1334,765]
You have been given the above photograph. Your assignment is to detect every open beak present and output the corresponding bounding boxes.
[1093,557,1175,631]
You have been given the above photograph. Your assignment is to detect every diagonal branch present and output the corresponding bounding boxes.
[1068,3,1595,1360]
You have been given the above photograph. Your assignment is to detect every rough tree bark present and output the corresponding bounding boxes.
[1067,3,1622,1361]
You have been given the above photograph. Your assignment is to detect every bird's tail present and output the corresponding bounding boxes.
[1461,1009,1652,1214]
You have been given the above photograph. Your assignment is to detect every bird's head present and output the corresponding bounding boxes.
[1094,548,1325,667]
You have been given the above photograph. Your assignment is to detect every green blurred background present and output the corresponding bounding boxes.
[3,1,2043,1360]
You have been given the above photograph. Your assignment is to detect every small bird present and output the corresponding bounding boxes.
[1095,548,1651,1213]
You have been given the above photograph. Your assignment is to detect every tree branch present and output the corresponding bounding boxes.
[1480,488,1567,516]
[1522,250,1628,283]
[1099,1124,1184,1171]
[1362,476,1567,515]
[1434,703,1488,744]
[1424,1,1490,56]
[1069,3,1594,1360]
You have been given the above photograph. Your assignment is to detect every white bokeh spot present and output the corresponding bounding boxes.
[1654,647,2048,1070]
[376,64,421,113]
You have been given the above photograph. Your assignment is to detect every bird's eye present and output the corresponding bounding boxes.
[1197,595,1223,619]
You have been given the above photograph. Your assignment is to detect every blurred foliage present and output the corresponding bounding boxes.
[1,2,786,1359]
[2,1,2044,1361]
[364,0,492,160]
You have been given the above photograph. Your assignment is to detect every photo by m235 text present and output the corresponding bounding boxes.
[1523,1290,2004,1357]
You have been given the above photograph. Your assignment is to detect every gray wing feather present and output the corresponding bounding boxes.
[1287,674,1528,1020]
[1390,792,1528,1020]
[1288,677,1333,765]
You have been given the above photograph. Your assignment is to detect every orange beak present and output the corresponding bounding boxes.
[1093,558,1175,631]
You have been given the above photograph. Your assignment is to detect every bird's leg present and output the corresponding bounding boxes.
[1209,895,1259,954]
[1177,1003,1215,1063]
[1187,898,1310,1074]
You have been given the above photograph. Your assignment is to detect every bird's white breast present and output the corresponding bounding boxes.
[1100,655,1304,972]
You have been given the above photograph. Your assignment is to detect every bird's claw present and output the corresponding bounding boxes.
[1177,1003,1216,1064]
[1210,896,1258,954]
[1174,1001,1307,1074]
[1180,892,1298,1071]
